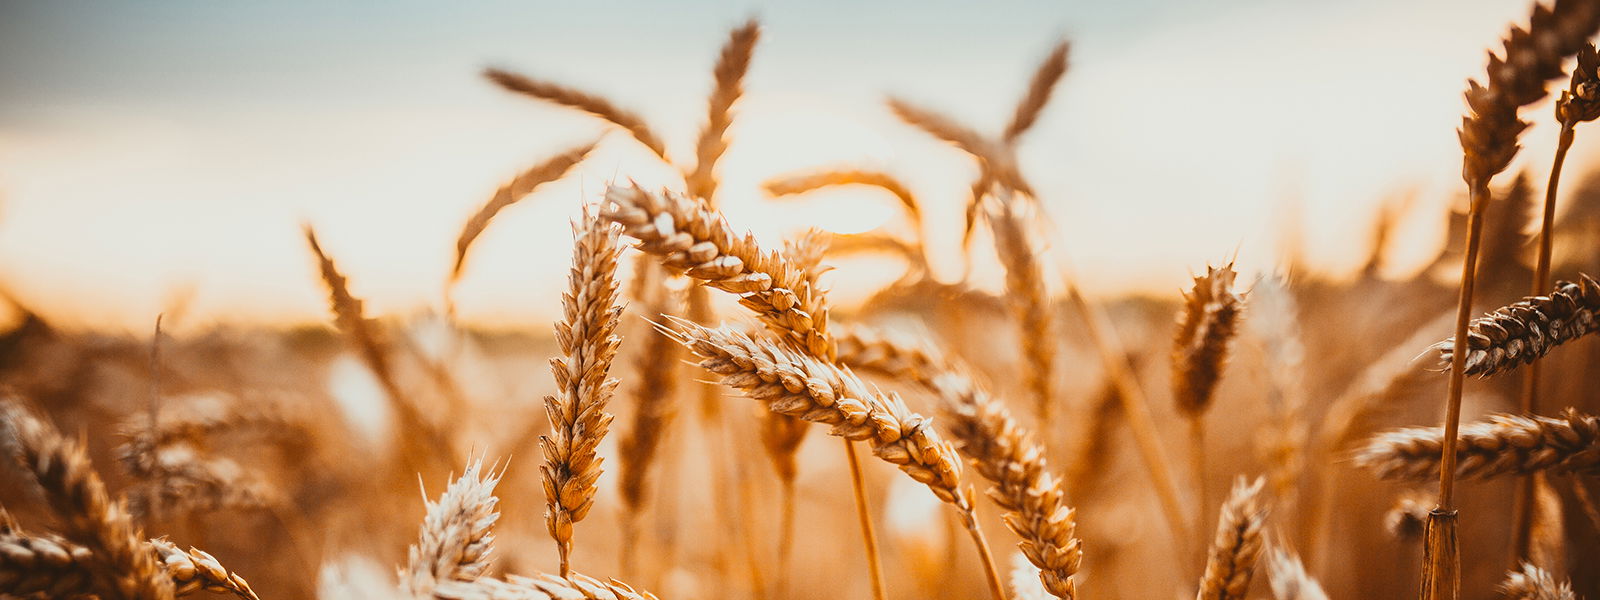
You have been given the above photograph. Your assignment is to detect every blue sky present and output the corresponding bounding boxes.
[0,0,1571,329]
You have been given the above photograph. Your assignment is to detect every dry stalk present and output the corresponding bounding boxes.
[616,262,681,577]
[763,169,922,227]
[403,459,503,596]
[1436,3,1600,597]
[450,140,598,285]
[484,69,668,161]
[1357,409,1600,480]
[1436,275,1600,377]
[305,226,451,471]
[986,194,1059,448]
[0,397,174,600]
[684,19,759,201]
[1498,562,1576,600]
[1196,477,1269,600]
[541,207,625,577]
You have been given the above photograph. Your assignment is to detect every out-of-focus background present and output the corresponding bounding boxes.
[0,0,1575,329]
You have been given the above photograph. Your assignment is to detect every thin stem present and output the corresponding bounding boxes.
[734,453,769,600]
[620,512,640,580]
[844,439,888,600]
[776,479,796,597]
[1065,283,1192,549]
[1189,416,1208,537]
[1514,123,1574,560]
[959,506,1008,600]
[1438,182,1489,508]
[557,543,571,578]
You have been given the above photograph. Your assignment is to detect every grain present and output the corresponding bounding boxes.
[1498,562,1575,600]
[541,207,625,577]
[1436,275,1600,376]
[1196,477,1268,600]
[150,539,261,600]
[450,140,599,285]
[484,68,668,160]
[0,528,259,600]
[1356,409,1600,480]
[685,19,760,201]
[1384,490,1434,541]
[404,459,503,595]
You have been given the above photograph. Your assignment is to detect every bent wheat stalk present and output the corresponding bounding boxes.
[541,207,625,577]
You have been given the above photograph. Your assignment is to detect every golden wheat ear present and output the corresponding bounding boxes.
[1356,409,1600,481]
[1498,562,1577,600]
[450,139,599,285]
[1196,476,1269,600]
[1436,274,1600,377]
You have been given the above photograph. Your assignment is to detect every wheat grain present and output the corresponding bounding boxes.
[0,397,174,600]
[616,262,681,515]
[150,539,260,600]
[1356,409,1600,480]
[451,140,598,285]
[1437,275,1600,376]
[886,98,1034,198]
[541,207,625,577]
[685,19,759,201]
[1499,562,1576,600]
[484,69,668,161]
[404,459,503,595]
[602,183,834,359]
[1196,476,1268,600]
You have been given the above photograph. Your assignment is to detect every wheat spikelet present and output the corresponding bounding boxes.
[602,183,834,359]
[450,140,598,284]
[763,169,923,226]
[0,397,174,600]
[986,194,1058,442]
[663,319,968,506]
[404,459,503,595]
[149,539,260,600]
[1384,490,1434,541]
[433,573,659,600]
[1558,43,1600,126]
[541,206,625,576]
[1356,409,1600,480]
[1499,562,1576,600]
[121,448,279,521]
[1002,41,1070,144]
[484,68,668,160]
[305,226,451,469]
[1196,476,1268,600]
[1263,545,1327,600]
[1459,0,1600,187]
[1172,262,1245,416]
[685,19,760,201]
[1436,275,1600,376]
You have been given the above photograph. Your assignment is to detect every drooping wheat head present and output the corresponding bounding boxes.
[1357,408,1600,480]
[1436,275,1600,376]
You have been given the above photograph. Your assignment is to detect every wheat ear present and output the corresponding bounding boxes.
[986,194,1059,448]
[685,19,759,201]
[1499,562,1576,600]
[1002,41,1070,144]
[1436,275,1600,377]
[404,459,503,595]
[663,320,1008,600]
[1196,477,1269,600]
[484,69,668,161]
[1435,3,1600,597]
[433,573,659,600]
[0,528,258,600]
[305,226,451,471]
[149,540,260,600]
[886,98,1033,198]
[1262,545,1327,600]
[0,398,174,600]
[1172,262,1246,523]
[450,140,598,285]
[1357,409,1600,480]
[541,207,624,577]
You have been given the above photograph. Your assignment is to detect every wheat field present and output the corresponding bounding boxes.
[5,3,1600,600]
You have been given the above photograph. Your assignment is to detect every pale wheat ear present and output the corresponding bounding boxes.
[484,67,669,161]
[449,139,600,285]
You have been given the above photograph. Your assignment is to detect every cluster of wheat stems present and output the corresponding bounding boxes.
[9,3,1600,600]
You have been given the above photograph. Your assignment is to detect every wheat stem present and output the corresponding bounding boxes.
[844,441,888,600]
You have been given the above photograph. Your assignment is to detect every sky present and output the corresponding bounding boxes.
[0,0,1585,331]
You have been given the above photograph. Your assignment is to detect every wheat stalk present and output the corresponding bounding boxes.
[450,140,598,285]
[0,397,174,600]
[986,193,1059,448]
[1499,562,1576,600]
[1356,409,1600,480]
[615,261,681,577]
[1435,4,1600,597]
[1196,477,1268,600]
[484,69,668,161]
[541,206,625,577]
[1436,275,1600,376]
[404,458,503,596]
[305,225,451,471]
[685,19,759,201]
